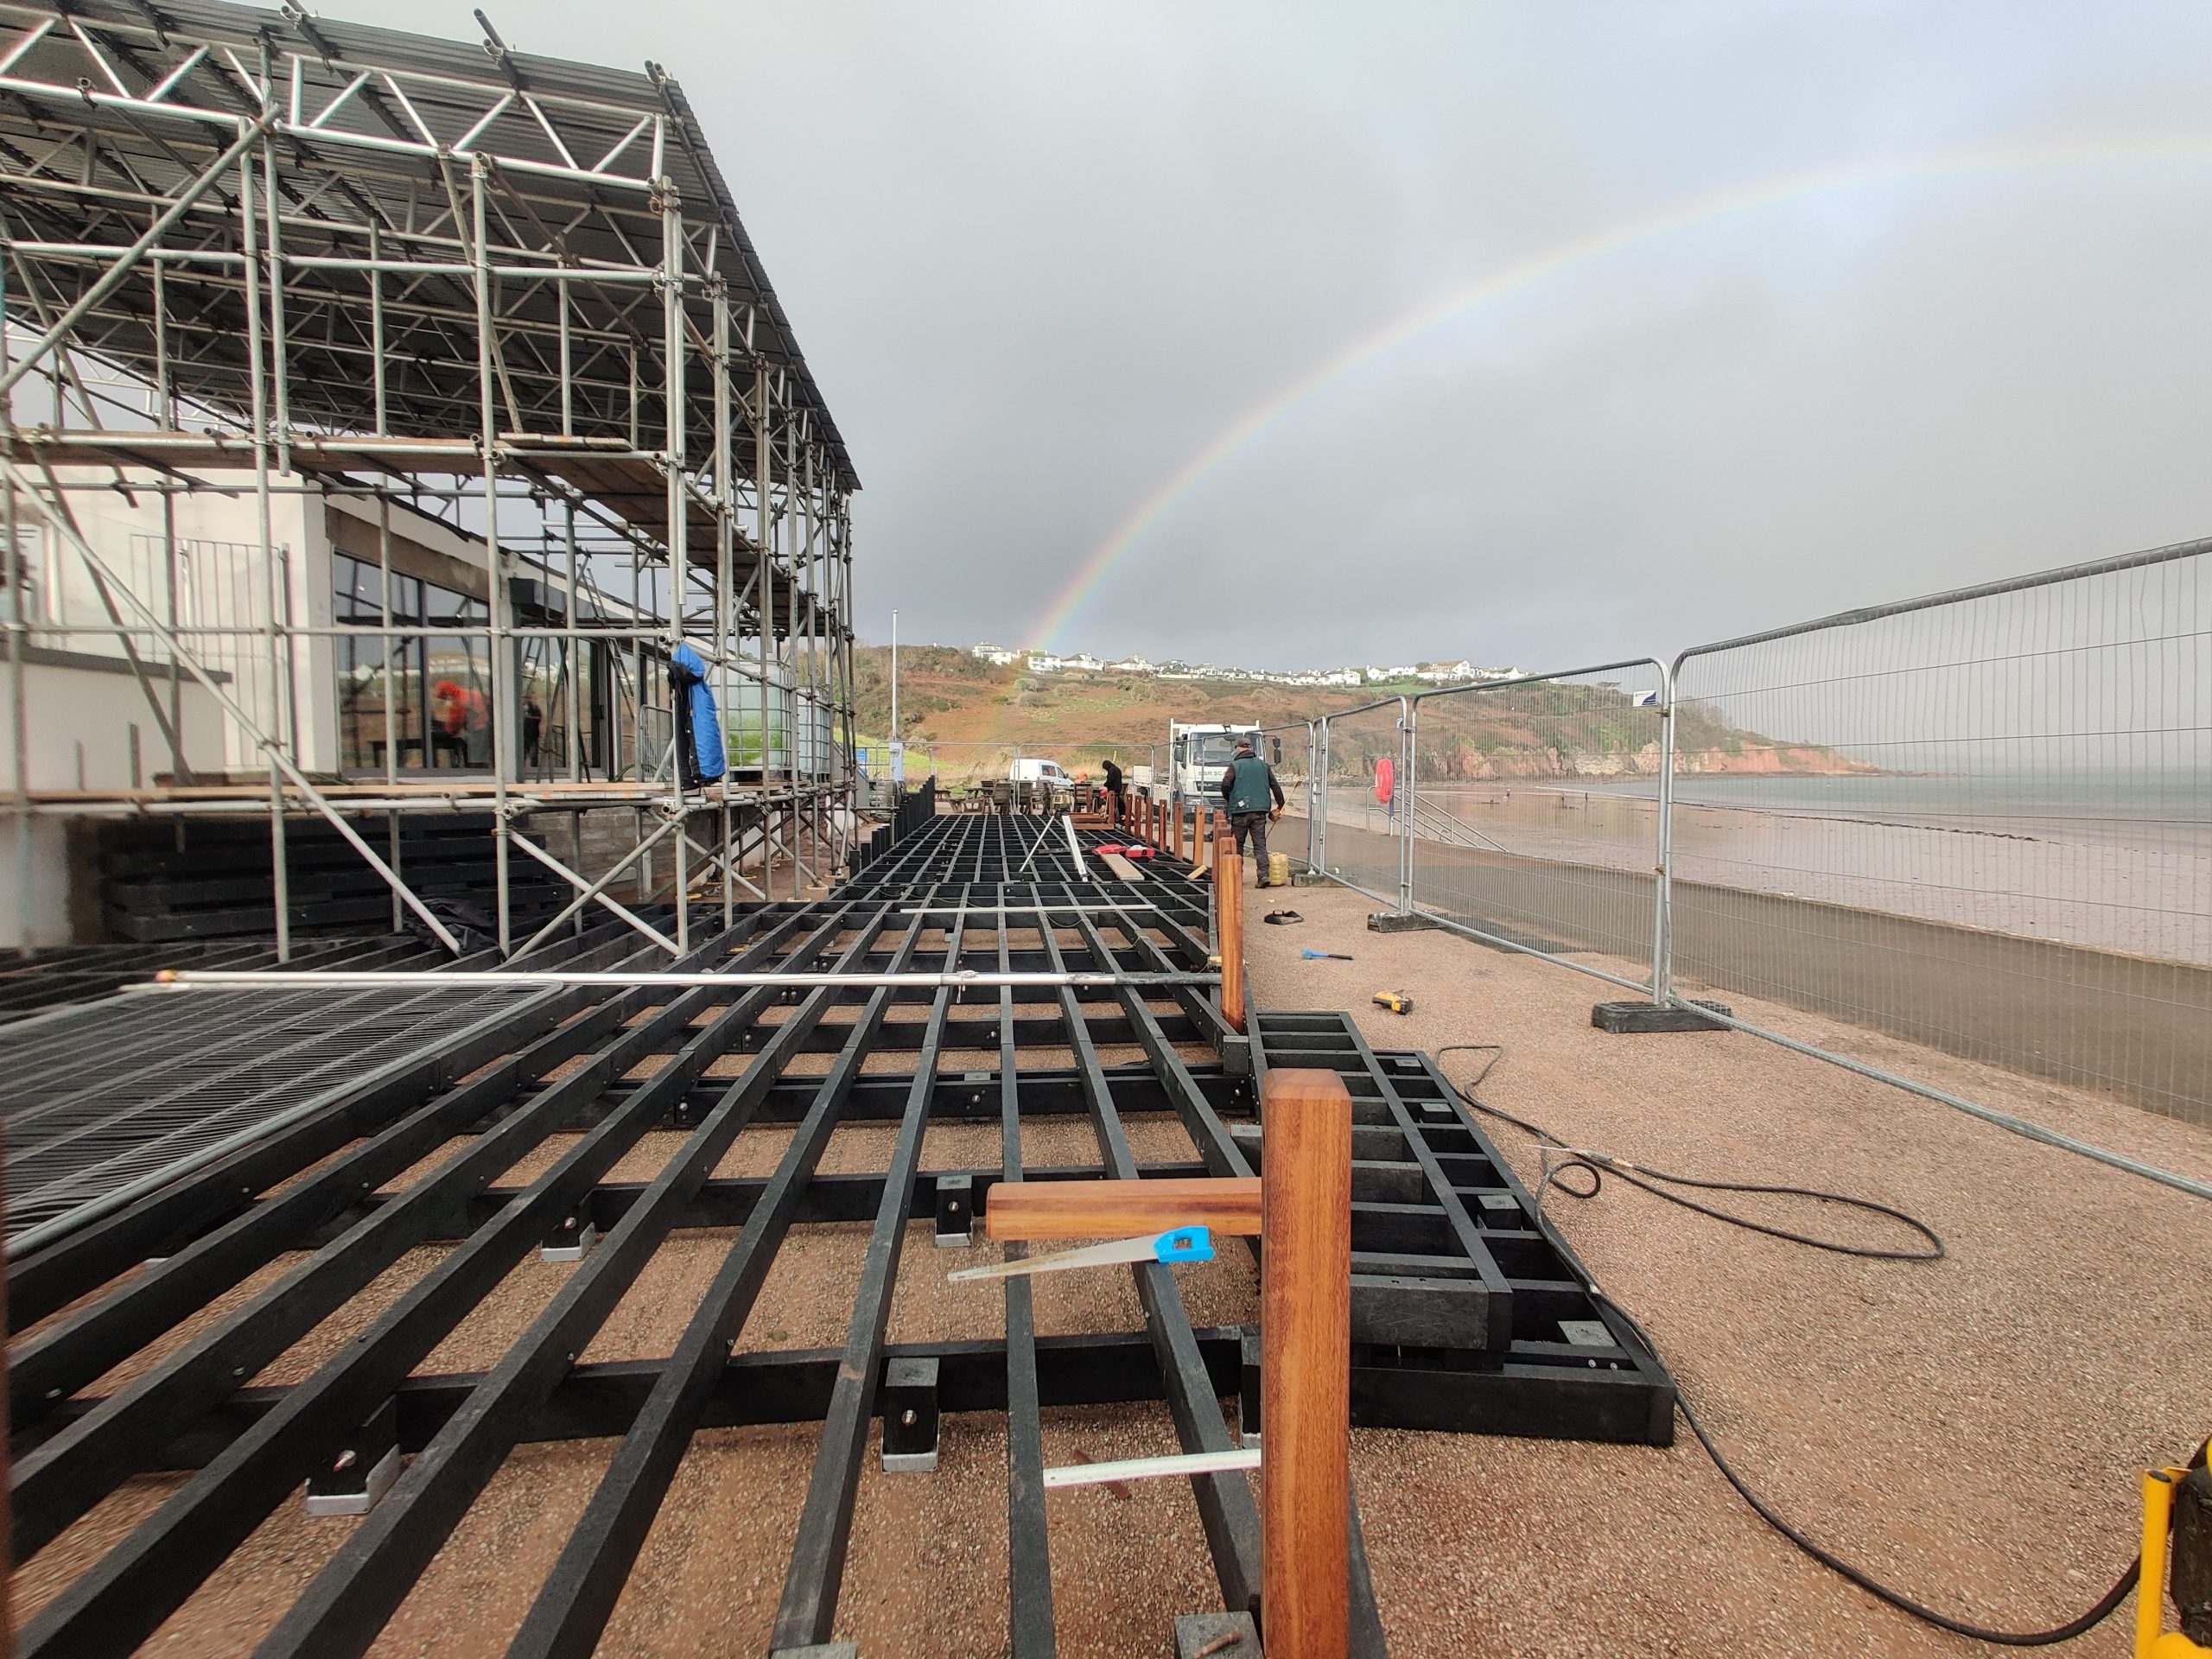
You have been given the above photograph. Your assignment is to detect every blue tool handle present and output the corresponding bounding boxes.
[1152,1226,1214,1264]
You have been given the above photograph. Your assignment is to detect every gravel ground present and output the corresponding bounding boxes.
[1249,880,2212,1658]
[18,873,2210,1656]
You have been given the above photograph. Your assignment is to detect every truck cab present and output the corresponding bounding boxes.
[1148,722,1262,803]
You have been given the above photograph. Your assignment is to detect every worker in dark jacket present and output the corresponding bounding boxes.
[1217,735,1285,887]
[1101,756,1124,828]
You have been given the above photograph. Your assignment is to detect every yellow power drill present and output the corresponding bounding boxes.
[2141,1445,2211,1656]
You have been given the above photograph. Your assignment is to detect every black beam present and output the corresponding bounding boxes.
[14,905,853,1657]
[505,909,934,1659]
[45,1332,1249,1471]
[771,910,965,1648]
[251,906,909,1659]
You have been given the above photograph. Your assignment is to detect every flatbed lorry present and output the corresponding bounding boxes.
[1129,721,1263,804]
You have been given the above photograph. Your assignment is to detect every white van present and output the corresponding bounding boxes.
[1007,758,1074,788]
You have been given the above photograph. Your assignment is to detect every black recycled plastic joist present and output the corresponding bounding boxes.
[10,811,1669,1657]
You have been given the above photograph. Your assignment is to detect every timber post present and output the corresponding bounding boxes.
[1258,1067,1352,1658]
[1215,808,1245,1034]
[979,1068,1356,1657]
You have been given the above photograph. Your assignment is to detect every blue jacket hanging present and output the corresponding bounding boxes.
[669,643,727,788]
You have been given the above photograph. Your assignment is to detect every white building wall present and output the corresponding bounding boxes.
[0,656,230,948]
[1,656,227,790]
[24,468,327,773]
[0,817,72,948]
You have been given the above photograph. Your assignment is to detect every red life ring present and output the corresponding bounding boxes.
[1374,756,1395,804]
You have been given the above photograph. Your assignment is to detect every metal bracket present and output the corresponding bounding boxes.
[933,1173,973,1248]
[880,1356,940,1474]
[304,1398,401,1517]
[540,1211,597,1263]
[1239,1327,1262,1449]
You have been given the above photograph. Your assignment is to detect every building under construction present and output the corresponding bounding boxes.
[0,0,857,961]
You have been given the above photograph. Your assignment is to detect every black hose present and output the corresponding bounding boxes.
[1435,1044,2152,1646]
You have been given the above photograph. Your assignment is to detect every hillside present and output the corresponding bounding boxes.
[850,645,1869,783]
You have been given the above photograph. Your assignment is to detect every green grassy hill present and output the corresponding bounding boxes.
[850,645,1865,785]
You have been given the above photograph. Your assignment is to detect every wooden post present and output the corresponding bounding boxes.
[1259,1069,1352,1659]
[1216,810,1245,1035]
[980,1070,1354,1657]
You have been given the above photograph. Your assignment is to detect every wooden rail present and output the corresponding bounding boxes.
[982,1177,1260,1240]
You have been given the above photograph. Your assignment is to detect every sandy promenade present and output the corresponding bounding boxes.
[1247,879,2212,1658]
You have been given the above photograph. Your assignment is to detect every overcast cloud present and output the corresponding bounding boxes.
[340,1,2212,671]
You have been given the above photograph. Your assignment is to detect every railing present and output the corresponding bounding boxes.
[1408,659,1669,995]
[1293,536,2211,1200]
[1313,696,1408,909]
[1255,719,1317,869]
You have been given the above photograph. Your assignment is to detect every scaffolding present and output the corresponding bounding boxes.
[0,0,861,960]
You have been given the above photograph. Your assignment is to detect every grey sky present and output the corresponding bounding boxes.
[340,2,2212,671]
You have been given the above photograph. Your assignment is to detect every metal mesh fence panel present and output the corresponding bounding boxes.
[1256,720,1317,869]
[1317,699,1406,905]
[1408,662,1667,990]
[1669,539,2210,1128]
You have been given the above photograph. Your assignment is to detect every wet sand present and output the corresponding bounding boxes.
[1289,811,2212,1126]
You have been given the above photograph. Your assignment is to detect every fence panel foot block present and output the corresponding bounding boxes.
[1591,999,1732,1033]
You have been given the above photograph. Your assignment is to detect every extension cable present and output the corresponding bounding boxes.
[1436,1045,2154,1647]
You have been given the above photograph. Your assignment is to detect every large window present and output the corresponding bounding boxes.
[335,553,606,776]
[335,553,492,771]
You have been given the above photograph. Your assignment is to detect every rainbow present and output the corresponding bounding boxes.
[1026,131,2212,651]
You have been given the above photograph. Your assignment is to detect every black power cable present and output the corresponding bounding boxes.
[1436,1045,2155,1646]
[1434,1045,1944,1260]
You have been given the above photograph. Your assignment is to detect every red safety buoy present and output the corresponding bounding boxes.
[1374,756,1394,804]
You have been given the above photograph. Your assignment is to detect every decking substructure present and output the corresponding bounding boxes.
[6,811,1662,1656]
[1249,1014,1675,1445]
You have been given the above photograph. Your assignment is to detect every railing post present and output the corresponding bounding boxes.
[1651,661,1677,1003]
[1397,698,1415,916]
[1305,720,1319,874]
[1313,718,1328,878]
[979,1068,1355,1655]
[1259,1067,1352,1658]
[1215,808,1245,1034]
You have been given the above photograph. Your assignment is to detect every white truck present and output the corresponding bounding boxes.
[1131,721,1264,804]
